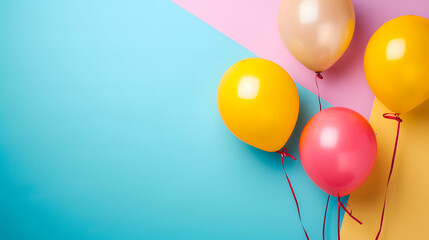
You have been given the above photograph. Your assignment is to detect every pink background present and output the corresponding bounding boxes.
[172,0,429,119]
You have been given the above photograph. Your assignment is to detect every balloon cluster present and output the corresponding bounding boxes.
[217,0,429,239]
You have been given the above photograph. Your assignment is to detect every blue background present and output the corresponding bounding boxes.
[0,1,346,239]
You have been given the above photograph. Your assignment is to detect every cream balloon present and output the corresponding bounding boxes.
[278,0,355,72]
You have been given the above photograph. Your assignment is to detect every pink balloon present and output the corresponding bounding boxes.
[299,107,377,197]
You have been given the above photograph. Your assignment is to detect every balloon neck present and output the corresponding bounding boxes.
[315,72,323,79]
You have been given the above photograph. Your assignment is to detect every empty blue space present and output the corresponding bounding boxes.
[0,1,345,239]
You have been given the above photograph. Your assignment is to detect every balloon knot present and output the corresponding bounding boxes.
[383,113,402,122]
[316,72,323,79]
[276,147,297,161]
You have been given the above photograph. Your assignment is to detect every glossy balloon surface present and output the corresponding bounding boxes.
[217,58,299,152]
[364,15,429,114]
[299,107,377,196]
[278,0,355,72]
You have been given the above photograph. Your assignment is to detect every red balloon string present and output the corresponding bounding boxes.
[323,195,362,240]
[322,195,330,240]
[315,72,323,112]
[276,148,309,240]
[375,113,402,240]
[322,195,362,240]
[339,200,362,224]
[338,197,341,240]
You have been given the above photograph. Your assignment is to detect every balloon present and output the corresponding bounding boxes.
[364,15,429,114]
[217,58,299,152]
[299,107,377,197]
[278,0,355,72]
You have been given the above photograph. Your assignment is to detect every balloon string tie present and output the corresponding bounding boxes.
[315,72,323,111]
[276,147,309,240]
[375,113,402,239]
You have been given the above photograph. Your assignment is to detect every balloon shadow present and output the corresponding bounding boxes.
[239,84,324,172]
[326,3,371,79]
[286,85,323,155]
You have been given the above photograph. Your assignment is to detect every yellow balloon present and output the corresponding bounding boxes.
[364,15,429,114]
[217,58,299,152]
